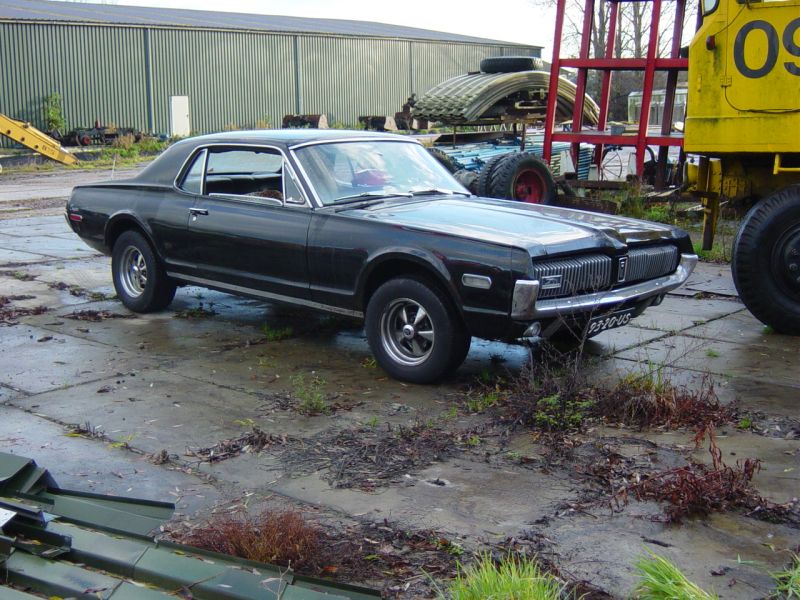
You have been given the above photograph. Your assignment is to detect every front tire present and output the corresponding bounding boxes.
[112,230,176,313]
[365,278,470,384]
[732,185,800,335]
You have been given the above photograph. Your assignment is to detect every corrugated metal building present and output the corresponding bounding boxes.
[0,0,541,139]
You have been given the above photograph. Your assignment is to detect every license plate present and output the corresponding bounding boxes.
[586,308,635,336]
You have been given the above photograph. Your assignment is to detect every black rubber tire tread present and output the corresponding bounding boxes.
[112,230,176,313]
[427,147,459,174]
[453,169,478,194]
[487,152,556,204]
[732,185,800,335]
[475,154,508,197]
[365,276,469,384]
[480,56,543,73]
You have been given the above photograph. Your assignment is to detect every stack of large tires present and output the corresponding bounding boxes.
[475,152,556,204]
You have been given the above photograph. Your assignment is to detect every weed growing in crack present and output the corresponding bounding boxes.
[441,553,564,600]
[291,373,329,414]
[174,303,216,319]
[771,554,800,599]
[505,342,594,432]
[465,434,481,447]
[66,421,105,439]
[262,323,294,341]
[594,372,733,430]
[464,388,502,413]
[176,509,322,570]
[635,550,718,599]
[616,425,762,522]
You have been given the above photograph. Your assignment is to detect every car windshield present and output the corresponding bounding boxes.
[293,140,469,206]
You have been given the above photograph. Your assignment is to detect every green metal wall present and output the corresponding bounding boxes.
[0,21,540,140]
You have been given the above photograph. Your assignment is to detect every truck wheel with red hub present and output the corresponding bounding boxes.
[488,152,556,204]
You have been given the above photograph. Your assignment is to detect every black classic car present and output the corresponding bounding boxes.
[66,130,697,383]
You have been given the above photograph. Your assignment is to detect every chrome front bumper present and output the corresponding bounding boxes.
[511,253,698,320]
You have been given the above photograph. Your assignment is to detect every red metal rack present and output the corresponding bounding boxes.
[543,0,688,182]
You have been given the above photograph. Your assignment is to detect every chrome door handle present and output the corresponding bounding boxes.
[189,207,208,216]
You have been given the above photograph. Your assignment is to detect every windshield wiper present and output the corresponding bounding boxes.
[331,191,412,205]
[408,188,471,197]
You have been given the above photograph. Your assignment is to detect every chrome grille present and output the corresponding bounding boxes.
[625,245,679,284]
[532,254,613,299]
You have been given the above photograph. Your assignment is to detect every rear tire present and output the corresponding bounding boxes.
[487,152,556,204]
[112,230,176,313]
[365,277,470,383]
[732,185,800,335]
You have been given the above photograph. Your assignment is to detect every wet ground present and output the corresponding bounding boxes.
[1,168,798,598]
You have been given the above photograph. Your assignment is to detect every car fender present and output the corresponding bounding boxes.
[104,210,159,255]
[356,247,464,315]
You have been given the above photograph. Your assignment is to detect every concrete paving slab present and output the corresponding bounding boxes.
[582,324,668,357]
[615,335,799,386]
[0,216,73,236]
[719,377,800,418]
[0,233,101,260]
[270,457,575,539]
[0,324,157,394]
[6,369,335,457]
[643,429,800,504]
[686,309,800,353]
[0,405,219,515]
[545,510,796,600]
[632,296,745,332]
[672,261,739,297]
[0,247,52,265]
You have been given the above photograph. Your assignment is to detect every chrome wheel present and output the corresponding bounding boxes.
[380,298,435,366]
[119,245,148,298]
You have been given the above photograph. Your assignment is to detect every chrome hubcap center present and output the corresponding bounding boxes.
[402,324,415,339]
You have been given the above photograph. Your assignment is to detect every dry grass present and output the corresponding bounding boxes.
[594,372,734,430]
[617,426,763,523]
[177,509,322,570]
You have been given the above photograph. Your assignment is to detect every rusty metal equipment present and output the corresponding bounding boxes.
[282,114,329,128]
[0,113,78,165]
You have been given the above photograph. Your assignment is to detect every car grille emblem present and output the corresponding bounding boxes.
[541,275,563,290]
[618,256,628,282]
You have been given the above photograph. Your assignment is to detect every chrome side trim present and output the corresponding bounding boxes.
[288,137,422,151]
[166,272,363,318]
[511,280,540,319]
[512,254,697,320]
[462,274,492,289]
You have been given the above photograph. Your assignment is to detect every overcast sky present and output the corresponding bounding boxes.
[86,0,557,52]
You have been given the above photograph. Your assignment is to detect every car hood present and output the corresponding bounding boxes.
[348,196,683,256]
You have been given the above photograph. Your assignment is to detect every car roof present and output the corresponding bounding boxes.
[180,129,414,149]
[125,129,420,187]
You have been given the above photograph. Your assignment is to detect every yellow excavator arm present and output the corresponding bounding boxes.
[0,113,78,165]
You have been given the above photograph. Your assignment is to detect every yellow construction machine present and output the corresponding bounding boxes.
[684,0,800,333]
[0,113,78,166]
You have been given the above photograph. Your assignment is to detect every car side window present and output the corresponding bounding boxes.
[283,166,307,205]
[204,147,286,204]
[179,149,207,195]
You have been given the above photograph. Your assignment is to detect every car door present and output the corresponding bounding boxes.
[183,145,312,300]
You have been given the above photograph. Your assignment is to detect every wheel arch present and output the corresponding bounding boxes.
[104,212,157,255]
[357,251,464,319]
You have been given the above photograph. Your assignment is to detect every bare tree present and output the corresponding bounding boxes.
[531,0,697,120]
